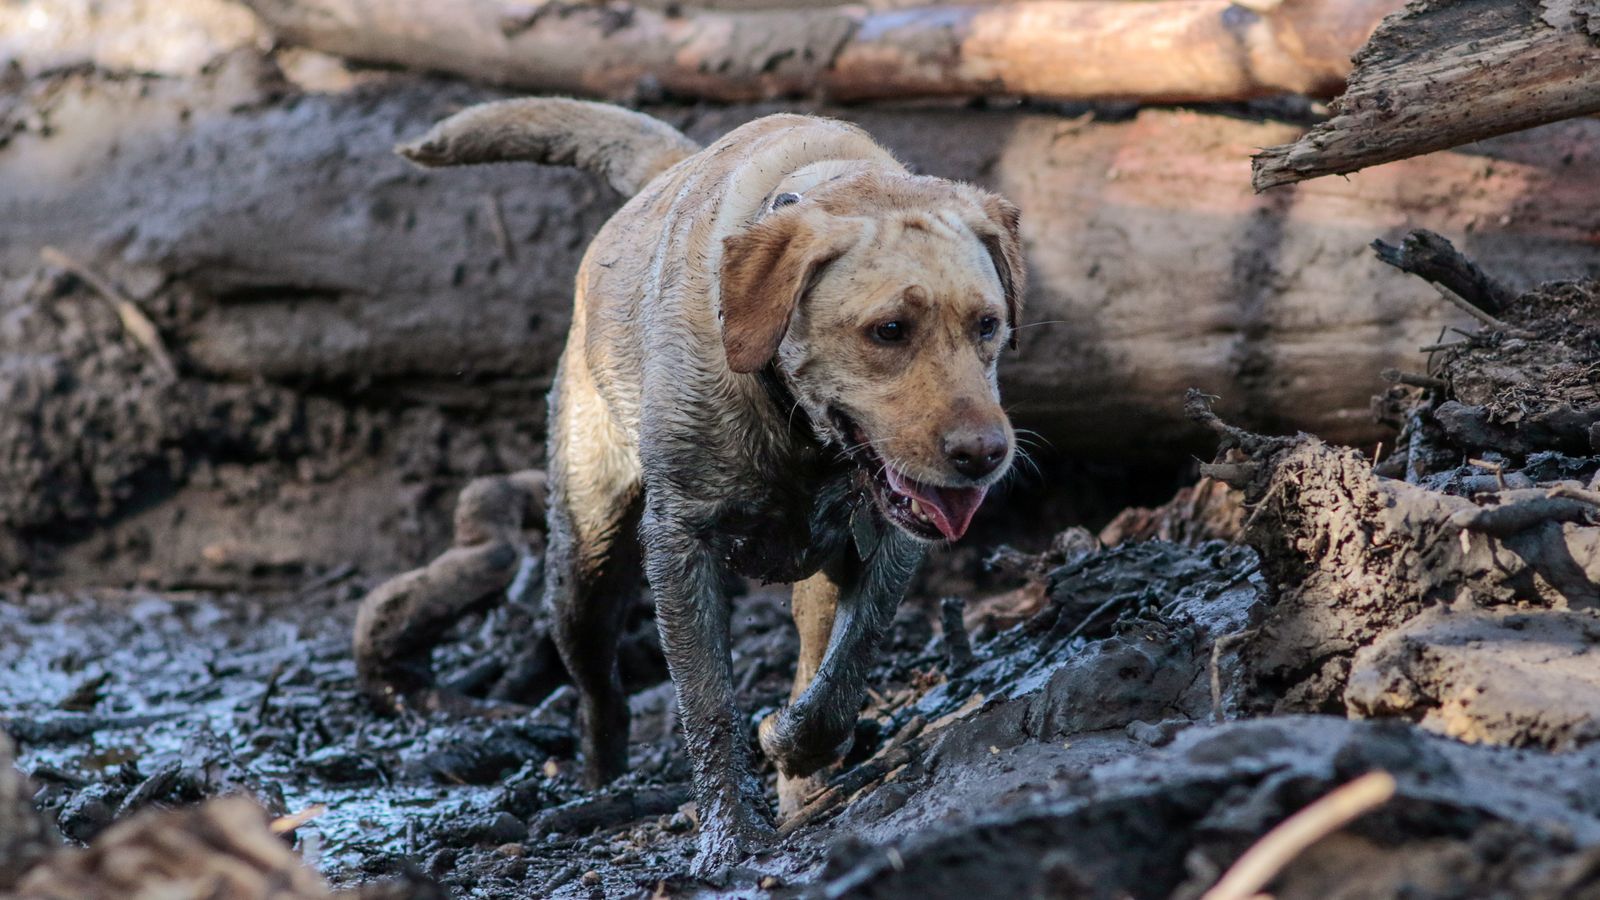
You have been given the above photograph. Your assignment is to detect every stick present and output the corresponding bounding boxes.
[1380,368,1447,392]
[1403,410,1427,485]
[530,784,690,836]
[270,804,328,835]
[41,246,177,379]
[939,597,975,672]
[1061,593,1124,642]
[1430,286,1532,338]
[1209,628,1257,724]
[1371,231,1514,314]
[1202,772,1397,900]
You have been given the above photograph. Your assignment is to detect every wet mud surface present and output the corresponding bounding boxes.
[7,517,1600,897]
[1,535,1256,896]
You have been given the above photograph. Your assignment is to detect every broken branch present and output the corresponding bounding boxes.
[1371,230,1514,315]
[41,247,177,380]
[1254,0,1600,189]
[1202,771,1397,900]
[1381,368,1448,393]
[1429,286,1533,338]
[1449,491,1596,537]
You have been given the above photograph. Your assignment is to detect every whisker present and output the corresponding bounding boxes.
[1010,445,1042,482]
[1011,426,1056,452]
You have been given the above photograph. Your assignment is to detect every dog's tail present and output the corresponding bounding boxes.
[396,98,701,199]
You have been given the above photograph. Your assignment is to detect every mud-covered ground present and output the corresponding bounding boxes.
[8,501,1600,898]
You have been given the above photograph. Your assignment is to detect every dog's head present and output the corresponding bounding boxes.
[719,172,1025,543]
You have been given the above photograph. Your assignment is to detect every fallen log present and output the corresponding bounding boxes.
[354,469,546,712]
[7,63,1600,580]
[1253,0,1600,189]
[241,0,1402,104]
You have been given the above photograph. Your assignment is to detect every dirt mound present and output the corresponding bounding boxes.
[1186,268,1600,733]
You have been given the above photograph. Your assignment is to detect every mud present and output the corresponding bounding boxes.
[1194,274,1600,727]
[9,517,1600,898]
[1347,605,1600,750]
[7,261,1600,898]
[0,537,1256,895]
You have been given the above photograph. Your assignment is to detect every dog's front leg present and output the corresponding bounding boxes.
[760,529,925,786]
[641,509,773,875]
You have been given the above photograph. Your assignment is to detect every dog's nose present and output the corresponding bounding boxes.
[943,425,1009,480]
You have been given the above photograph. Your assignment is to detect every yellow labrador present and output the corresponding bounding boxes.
[399,98,1024,874]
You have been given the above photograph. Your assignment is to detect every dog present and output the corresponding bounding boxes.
[398,98,1025,873]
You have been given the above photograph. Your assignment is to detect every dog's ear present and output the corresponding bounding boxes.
[974,195,1026,349]
[719,212,859,374]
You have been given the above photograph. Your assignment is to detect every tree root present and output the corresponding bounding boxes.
[354,470,547,714]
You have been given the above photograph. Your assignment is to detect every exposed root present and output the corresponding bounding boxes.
[354,470,548,713]
[1201,771,1397,900]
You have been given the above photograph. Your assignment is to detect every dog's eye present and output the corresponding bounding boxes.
[872,321,907,343]
[978,315,1000,340]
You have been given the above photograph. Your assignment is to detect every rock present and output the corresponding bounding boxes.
[1347,605,1600,750]
[55,785,117,844]
[1126,719,1192,747]
[305,747,385,785]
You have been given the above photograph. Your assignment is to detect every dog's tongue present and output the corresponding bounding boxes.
[884,468,989,541]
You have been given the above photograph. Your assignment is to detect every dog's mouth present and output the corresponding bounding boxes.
[828,408,988,543]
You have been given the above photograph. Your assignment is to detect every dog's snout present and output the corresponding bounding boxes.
[943,424,1009,480]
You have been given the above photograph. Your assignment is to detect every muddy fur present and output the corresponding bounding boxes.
[399,99,1027,873]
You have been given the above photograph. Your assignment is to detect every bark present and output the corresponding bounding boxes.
[5,62,1600,581]
[241,0,1403,105]
[1253,0,1600,190]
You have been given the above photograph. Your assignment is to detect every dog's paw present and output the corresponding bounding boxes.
[690,796,774,879]
[758,708,852,778]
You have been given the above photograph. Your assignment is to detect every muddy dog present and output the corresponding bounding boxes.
[397,99,1025,873]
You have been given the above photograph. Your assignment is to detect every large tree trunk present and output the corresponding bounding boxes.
[240,0,1403,105]
[4,59,1600,581]
[1253,0,1600,190]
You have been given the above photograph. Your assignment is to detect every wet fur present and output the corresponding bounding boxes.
[402,101,1025,874]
